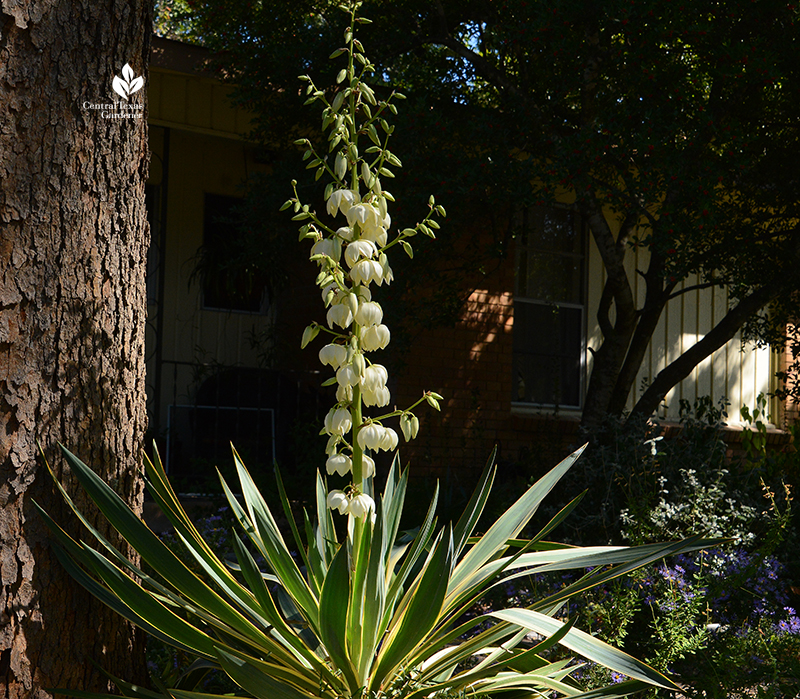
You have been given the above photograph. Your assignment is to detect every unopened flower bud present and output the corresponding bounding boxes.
[344,292,359,318]
[352,352,366,377]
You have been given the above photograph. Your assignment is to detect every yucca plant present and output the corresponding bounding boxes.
[39,3,719,697]
[41,442,717,699]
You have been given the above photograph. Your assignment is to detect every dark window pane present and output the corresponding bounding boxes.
[517,251,584,304]
[512,302,583,408]
[516,207,584,304]
[202,194,268,313]
[521,207,583,255]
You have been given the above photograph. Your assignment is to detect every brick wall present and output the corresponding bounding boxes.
[392,254,586,480]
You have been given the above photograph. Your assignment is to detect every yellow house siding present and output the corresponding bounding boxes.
[185,76,213,129]
[147,124,271,435]
[580,216,773,424]
[148,68,252,139]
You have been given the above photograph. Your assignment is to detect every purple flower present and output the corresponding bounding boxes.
[777,610,800,635]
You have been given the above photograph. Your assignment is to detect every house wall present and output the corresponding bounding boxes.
[144,37,785,484]
[604,236,775,425]
[393,218,778,478]
[145,51,275,469]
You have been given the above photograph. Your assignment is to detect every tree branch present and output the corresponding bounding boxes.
[431,0,553,133]
[666,280,721,301]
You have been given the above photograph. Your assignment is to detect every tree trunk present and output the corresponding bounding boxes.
[0,1,151,695]
[578,205,638,435]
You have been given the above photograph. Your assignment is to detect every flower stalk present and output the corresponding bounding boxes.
[283,0,444,522]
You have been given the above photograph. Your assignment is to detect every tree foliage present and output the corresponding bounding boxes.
[159,0,800,430]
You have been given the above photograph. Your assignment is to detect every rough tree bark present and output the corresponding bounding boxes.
[0,0,151,695]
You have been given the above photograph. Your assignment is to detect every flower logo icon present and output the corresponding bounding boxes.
[112,64,144,100]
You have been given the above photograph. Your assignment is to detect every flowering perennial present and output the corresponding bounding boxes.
[283,16,444,523]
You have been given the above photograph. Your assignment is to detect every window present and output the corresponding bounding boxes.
[201,193,268,313]
[513,207,586,409]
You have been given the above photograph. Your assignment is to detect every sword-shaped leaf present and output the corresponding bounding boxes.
[214,647,319,699]
[452,447,497,556]
[52,447,264,640]
[490,608,678,690]
[448,445,586,596]
[317,542,360,692]
[370,525,454,690]
[232,450,320,627]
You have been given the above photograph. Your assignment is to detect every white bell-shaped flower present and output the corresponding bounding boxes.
[355,301,383,327]
[324,407,352,436]
[350,259,385,286]
[356,285,372,301]
[336,364,359,388]
[364,363,388,387]
[327,189,359,217]
[319,343,348,369]
[357,422,384,451]
[362,384,391,407]
[326,489,349,514]
[380,426,399,451]
[310,237,342,262]
[326,453,352,477]
[344,239,378,268]
[360,225,388,248]
[327,304,353,329]
[361,324,390,351]
[380,256,394,285]
[336,225,356,242]
[336,383,353,403]
[361,453,375,479]
[348,493,376,521]
[357,423,396,451]
[346,202,379,231]
[361,364,389,406]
